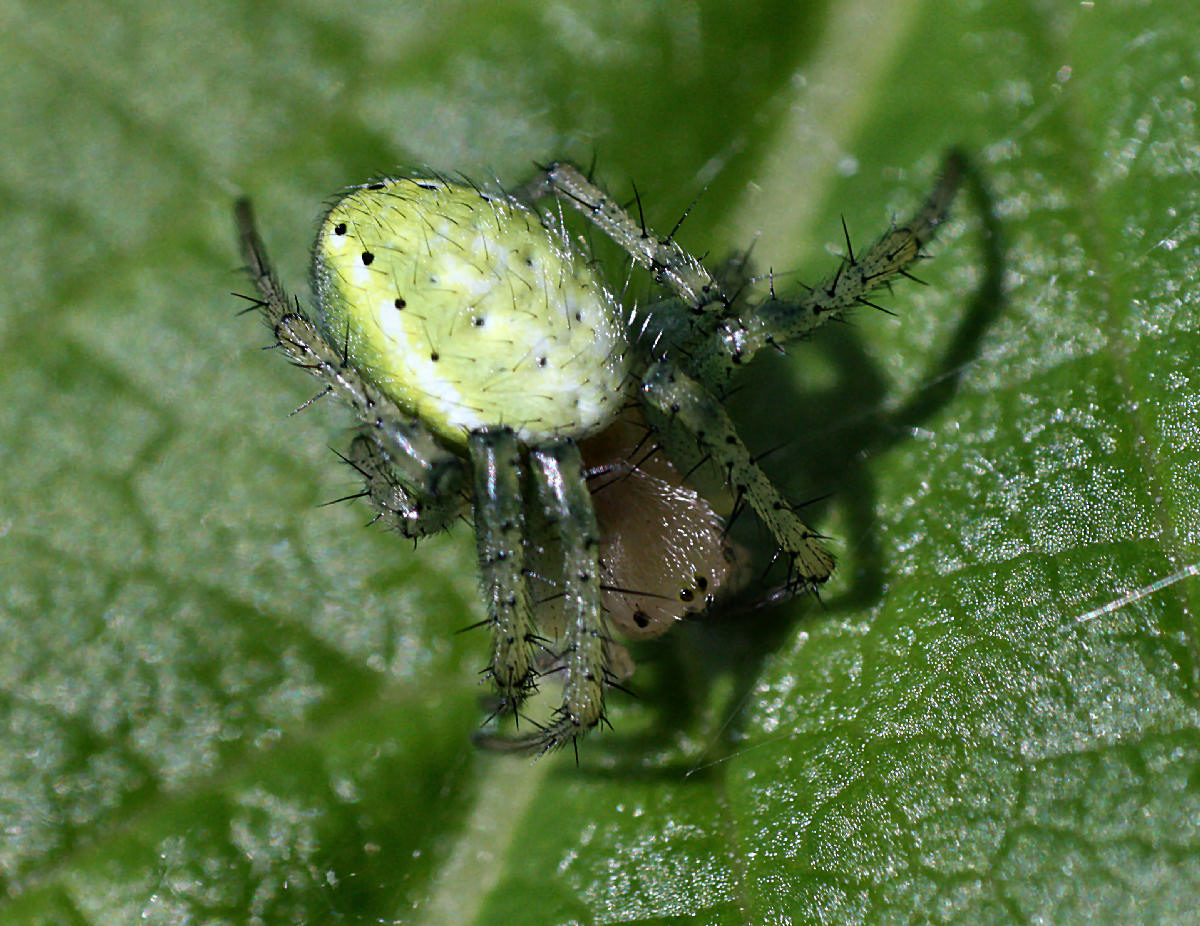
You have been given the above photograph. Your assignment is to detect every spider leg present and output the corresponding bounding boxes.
[690,151,967,387]
[344,432,463,539]
[468,428,539,713]
[532,440,612,750]
[640,360,835,587]
[479,440,611,753]
[235,199,467,527]
[519,161,730,317]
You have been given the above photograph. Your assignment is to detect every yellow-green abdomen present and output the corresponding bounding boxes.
[312,178,632,450]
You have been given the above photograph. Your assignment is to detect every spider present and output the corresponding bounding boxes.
[234,152,965,754]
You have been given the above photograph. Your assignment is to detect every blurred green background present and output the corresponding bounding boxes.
[3,0,1200,923]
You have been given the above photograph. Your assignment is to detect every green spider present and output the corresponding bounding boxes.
[234,153,964,753]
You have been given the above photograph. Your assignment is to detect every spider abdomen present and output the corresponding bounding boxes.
[313,177,632,448]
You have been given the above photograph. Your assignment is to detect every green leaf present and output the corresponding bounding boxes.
[4,0,1199,923]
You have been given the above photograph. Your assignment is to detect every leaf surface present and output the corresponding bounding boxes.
[3,1,1199,923]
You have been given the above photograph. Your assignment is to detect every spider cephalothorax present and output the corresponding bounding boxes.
[235,154,964,753]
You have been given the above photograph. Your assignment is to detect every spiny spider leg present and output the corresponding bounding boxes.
[346,433,461,539]
[513,440,611,753]
[693,151,968,386]
[523,162,729,315]
[640,361,835,586]
[468,429,538,712]
[235,200,467,537]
